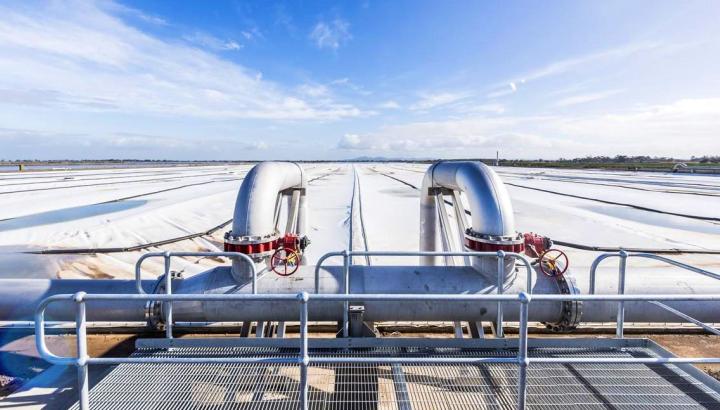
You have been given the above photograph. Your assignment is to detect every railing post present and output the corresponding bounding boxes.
[74,292,89,410]
[298,292,310,410]
[164,252,173,339]
[616,250,628,338]
[496,250,505,338]
[517,292,530,409]
[343,250,350,338]
[250,255,257,295]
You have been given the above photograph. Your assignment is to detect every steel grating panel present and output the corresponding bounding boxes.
[71,346,720,409]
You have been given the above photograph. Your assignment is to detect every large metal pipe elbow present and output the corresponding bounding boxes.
[231,161,306,238]
[229,161,306,278]
[419,161,518,276]
[435,161,515,236]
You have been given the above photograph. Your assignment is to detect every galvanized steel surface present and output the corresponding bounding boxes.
[69,345,720,409]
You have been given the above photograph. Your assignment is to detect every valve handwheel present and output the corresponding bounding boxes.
[270,247,301,276]
[539,249,569,277]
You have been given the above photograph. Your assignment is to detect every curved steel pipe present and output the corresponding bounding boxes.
[230,161,306,277]
[231,161,306,238]
[419,161,517,278]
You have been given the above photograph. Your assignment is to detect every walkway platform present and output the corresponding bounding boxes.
[67,338,720,409]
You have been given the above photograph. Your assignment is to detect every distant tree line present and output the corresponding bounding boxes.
[1,155,718,166]
[691,156,720,163]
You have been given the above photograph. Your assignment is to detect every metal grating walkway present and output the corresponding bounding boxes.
[72,345,720,409]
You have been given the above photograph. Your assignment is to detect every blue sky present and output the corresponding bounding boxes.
[0,0,719,160]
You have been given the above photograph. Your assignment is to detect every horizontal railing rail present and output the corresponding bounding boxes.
[590,250,720,337]
[135,251,258,294]
[134,251,257,339]
[35,291,720,410]
[314,250,534,337]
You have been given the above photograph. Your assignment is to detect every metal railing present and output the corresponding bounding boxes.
[314,250,534,337]
[134,251,256,338]
[590,250,720,337]
[35,291,720,410]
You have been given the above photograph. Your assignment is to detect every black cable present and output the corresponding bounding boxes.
[551,240,720,255]
[497,173,720,198]
[505,182,720,223]
[0,169,191,187]
[0,177,244,223]
[372,168,720,255]
[25,218,233,255]
[0,171,237,195]
[23,169,340,255]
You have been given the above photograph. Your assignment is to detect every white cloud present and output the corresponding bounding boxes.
[309,19,351,50]
[518,42,661,84]
[241,27,262,41]
[337,133,371,150]
[337,98,720,158]
[486,88,514,99]
[0,1,362,121]
[183,31,242,51]
[330,77,371,95]
[0,127,273,159]
[103,2,168,26]
[108,132,192,149]
[379,100,400,109]
[409,92,470,111]
[297,83,330,98]
[253,141,269,150]
[486,42,665,100]
[554,89,623,107]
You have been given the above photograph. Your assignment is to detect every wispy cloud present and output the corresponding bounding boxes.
[331,78,371,95]
[487,42,663,99]
[0,127,270,159]
[379,100,400,109]
[297,83,330,97]
[554,89,623,107]
[103,2,168,26]
[183,31,242,51]
[409,92,470,111]
[241,27,262,41]
[452,102,505,115]
[337,98,720,158]
[274,4,296,34]
[518,42,661,84]
[486,86,517,99]
[0,1,363,121]
[309,19,351,50]
[337,133,371,149]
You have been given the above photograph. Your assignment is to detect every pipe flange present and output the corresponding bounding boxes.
[464,229,525,252]
[224,230,280,259]
[543,271,582,332]
[145,270,183,331]
[224,231,280,244]
[464,229,524,244]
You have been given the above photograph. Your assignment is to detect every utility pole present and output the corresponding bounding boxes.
[495,150,499,166]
